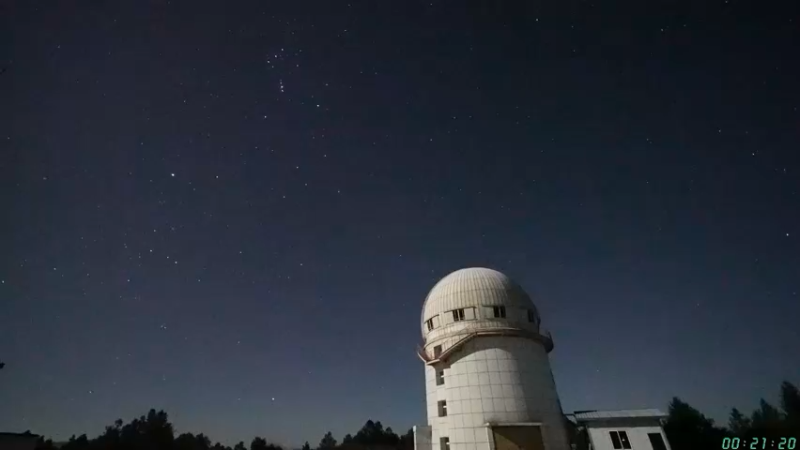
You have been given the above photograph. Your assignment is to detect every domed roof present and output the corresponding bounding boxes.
[421,267,538,323]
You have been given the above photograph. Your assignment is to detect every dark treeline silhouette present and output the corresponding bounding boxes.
[32,411,414,450]
[30,381,800,450]
[664,380,800,450]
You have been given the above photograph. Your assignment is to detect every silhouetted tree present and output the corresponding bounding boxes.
[34,437,57,450]
[61,434,90,450]
[339,434,355,450]
[176,433,211,450]
[26,381,799,450]
[250,437,280,450]
[95,419,123,450]
[751,399,785,438]
[250,438,268,450]
[728,408,752,436]
[664,397,729,450]
[780,381,800,432]
[317,432,336,450]
[398,429,413,450]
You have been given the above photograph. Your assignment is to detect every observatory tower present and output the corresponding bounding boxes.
[414,268,569,450]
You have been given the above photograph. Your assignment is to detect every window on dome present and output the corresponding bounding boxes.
[437,400,447,417]
[493,306,506,318]
[433,345,442,357]
[426,315,440,331]
[452,309,465,321]
[527,309,536,323]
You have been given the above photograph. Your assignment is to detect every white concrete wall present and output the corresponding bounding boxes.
[424,336,569,450]
[587,425,671,450]
[414,425,433,450]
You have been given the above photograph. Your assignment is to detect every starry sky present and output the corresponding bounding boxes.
[1,0,799,447]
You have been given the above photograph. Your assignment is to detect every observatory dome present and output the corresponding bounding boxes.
[421,267,539,332]
[415,267,568,450]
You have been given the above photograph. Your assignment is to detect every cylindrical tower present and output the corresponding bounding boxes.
[417,268,569,450]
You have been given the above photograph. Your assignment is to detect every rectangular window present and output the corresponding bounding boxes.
[437,400,447,417]
[440,437,449,450]
[647,433,667,450]
[493,306,506,318]
[433,345,442,357]
[609,431,621,450]
[527,309,536,322]
[452,309,465,321]
[426,319,434,331]
[436,370,445,385]
[618,431,631,449]
[609,431,631,450]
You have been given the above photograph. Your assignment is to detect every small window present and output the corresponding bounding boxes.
[426,319,434,331]
[433,345,442,357]
[440,437,449,450]
[437,400,447,417]
[609,431,631,450]
[436,370,445,385]
[609,432,621,450]
[647,433,667,450]
[493,306,506,318]
[527,309,536,323]
[618,431,631,449]
[452,309,465,321]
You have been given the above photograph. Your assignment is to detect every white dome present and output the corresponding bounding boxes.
[421,267,540,336]
[423,267,536,316]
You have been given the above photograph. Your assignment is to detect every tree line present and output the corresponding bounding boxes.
[29,380,800,450]
[663,380,800,449]
[33,412,414,450]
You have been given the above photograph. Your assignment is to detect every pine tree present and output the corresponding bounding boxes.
[318,432,337,450]
[780,381,800,430]
[729,408,752,436]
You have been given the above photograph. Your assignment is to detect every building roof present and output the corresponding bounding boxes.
[570,409,668,421]
[421,267,539,330]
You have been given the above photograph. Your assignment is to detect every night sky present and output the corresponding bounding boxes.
[1,0,799,447]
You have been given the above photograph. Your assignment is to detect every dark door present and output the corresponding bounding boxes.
[492,426,545,450]
[647,433,667,450]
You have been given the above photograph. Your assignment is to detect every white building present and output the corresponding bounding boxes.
[568,410,671,450]
[413,267,571,450]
